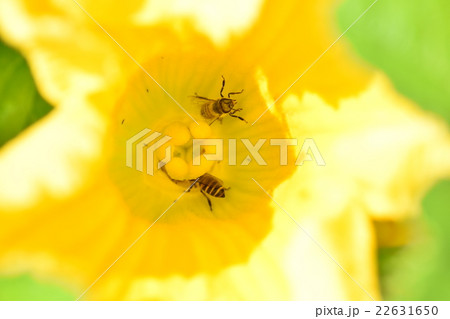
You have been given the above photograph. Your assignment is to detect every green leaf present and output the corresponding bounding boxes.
[0,274,75,301]
[337,0,450,123]
[0,40,53,147]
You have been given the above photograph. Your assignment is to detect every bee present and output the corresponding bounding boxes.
[193,76,247,125]
[161,166,229,211]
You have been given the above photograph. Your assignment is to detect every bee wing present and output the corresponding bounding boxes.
[199,173,224,186]
[190,95,215,106]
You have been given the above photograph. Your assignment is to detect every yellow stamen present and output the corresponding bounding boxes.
[154,121,217,181]
[164,157,189,180]
[164,122,191,146]
[189,121,212,139]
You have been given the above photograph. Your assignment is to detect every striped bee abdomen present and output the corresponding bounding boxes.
[196,173,226,198]
[200,101,217,119]
[161,164,228,211]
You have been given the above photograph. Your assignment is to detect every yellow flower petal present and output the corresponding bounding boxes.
[280,204,380,300]
[277,73,450,221]
[226,0,373,106]
[0,177,129,295]
[0,0,130,110]
[133,0,264,46]
[0,103,107,212]
[0,0,264,113]
[79,177,379,300]
[267,74,450,299]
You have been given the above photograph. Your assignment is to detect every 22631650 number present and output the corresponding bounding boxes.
[376,306,438,316]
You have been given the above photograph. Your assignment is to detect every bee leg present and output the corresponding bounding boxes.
[201,190,213,211]
[230,108,243,114]
[229,113,248,123]
[228,89,244,98]
[209,118,219,126]
[185,179,199,193]
[220,75,225,98]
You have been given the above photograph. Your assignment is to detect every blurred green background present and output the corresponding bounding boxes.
[0,0,449,300]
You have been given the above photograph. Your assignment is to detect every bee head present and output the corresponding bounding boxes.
[220,98,236,112]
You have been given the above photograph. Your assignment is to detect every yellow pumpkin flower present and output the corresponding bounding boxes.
[1,0,450,301]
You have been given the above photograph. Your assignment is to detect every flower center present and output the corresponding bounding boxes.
[107,52,295,278]
[157,121,213,181]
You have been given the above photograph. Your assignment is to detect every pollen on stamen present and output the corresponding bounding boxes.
[155,121,216,181]
[164,122,191,146]
[189,121,211,138]
[164,157,189,180]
